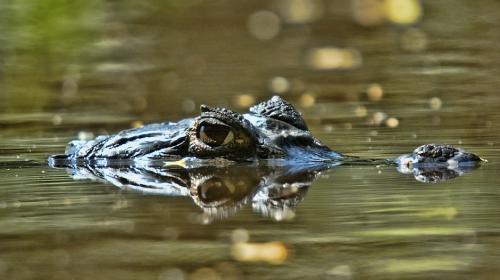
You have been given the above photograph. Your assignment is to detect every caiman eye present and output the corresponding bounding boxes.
[198,123,235,146]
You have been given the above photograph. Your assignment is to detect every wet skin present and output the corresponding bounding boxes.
[49,96,483,171]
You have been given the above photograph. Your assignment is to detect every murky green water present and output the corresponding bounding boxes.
[1,0,500,279]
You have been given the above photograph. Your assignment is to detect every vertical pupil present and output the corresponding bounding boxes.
[200,124,230,145]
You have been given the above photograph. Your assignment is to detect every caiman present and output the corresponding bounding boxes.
[48,96,484,221]
[49,96,483,171]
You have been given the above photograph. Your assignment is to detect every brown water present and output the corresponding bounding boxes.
[1,0,500,279]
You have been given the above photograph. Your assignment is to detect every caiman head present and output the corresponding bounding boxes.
[50,96,341,165]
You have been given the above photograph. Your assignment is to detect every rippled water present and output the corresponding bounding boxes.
[1,0,500,279]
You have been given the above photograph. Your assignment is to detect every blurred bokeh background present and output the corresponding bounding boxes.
[0,0,496,122]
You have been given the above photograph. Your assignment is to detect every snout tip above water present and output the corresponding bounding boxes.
[394,144,484,169]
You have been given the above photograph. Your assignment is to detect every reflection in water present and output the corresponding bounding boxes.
[397,163,479,183]
[51,159,479,222]
[54,163,325,222]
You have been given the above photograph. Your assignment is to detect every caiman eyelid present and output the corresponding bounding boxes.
[200,104,214,113]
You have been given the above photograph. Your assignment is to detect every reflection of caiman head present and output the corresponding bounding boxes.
[397,164,476,183]
[61,163,325,222]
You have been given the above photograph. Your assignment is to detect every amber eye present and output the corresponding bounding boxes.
[198,123,235,146]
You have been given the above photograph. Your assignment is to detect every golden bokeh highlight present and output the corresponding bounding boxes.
[234,94,256,108]
[355,105,368,118]
[429,97,442,110]
[299,92,316,108]
[306,47,362,70]
[269,76,290,94]
[231,241,289,265]
[351,0,422,26]
[385,117,399,128]
[367,83,384,101]
[351,0,385,27]
[274,0,324,24]
[383,0,422,25]
[130,121,144,128]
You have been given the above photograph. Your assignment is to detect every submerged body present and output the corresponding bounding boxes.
[49,96,482,171]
